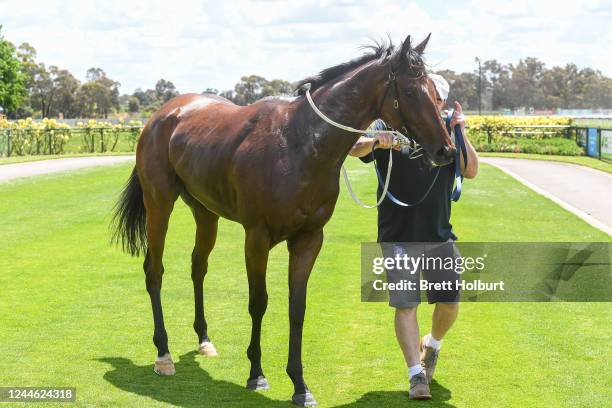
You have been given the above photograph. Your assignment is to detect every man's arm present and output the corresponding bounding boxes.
[349,120,397,158]
[450,102,479,179]
[349,136,380,157]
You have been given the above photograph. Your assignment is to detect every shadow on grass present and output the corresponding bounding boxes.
[332,380,455,408]
[98,351,290,407]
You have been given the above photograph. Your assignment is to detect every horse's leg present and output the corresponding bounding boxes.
[143,189,177,375]
[244,228,271,391]
[191,203,219,356]
[286,229,323,407]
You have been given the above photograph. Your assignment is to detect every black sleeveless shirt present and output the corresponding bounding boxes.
[358,120,457,243]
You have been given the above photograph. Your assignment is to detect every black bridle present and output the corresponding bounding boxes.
[375,68,426,152]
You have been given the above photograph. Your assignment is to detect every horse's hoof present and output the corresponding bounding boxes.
[292,391,317,407]
[153,353,176,376]
[246,376,270,391]
[198,341,218,357]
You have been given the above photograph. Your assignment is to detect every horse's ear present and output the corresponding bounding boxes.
[393,34,414,64]
[400,35,412,57]
[414,33,431,55]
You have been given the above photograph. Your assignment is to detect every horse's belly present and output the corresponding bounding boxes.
[170,146,240,220]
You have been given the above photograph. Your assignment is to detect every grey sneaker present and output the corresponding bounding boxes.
[420,338,440,384]
[409,372,431,400]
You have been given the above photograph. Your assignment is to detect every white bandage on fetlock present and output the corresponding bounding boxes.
[198,341,218,356]
[154,353,176,375]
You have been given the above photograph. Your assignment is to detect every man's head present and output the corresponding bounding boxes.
[429,73,449,110]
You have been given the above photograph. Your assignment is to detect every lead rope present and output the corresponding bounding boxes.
[304,84,413,209]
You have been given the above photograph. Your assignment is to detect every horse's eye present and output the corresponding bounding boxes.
[403,88,415,98]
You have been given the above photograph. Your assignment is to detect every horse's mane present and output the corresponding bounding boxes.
[294,37,426,95]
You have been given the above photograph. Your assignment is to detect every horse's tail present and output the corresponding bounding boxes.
[111,166,147,257]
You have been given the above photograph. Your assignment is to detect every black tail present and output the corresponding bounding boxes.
[111,167,147,257]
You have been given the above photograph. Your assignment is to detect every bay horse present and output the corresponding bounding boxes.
[112,34,454,406]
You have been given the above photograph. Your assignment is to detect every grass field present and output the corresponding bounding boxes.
[0,160,610,407]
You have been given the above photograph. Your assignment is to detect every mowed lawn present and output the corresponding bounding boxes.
[0,159,610,408]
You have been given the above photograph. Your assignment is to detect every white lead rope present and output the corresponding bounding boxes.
[341,151,392,208]
[304,86,407,209]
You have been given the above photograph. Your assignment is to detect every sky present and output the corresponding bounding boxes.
[1,0,610,95]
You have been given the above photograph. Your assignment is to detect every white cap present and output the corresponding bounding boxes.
[429,73,450,101]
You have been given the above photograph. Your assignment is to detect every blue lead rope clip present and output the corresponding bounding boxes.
[447,109,468,202]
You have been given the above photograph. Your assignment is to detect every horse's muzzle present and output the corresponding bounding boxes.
[433,145,456,166]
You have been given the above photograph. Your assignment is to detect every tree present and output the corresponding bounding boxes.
[50,68,80,117]
[75,68,120,118]
[155,79,179,102]
[434,69,479,110]
[133,88,154,106]
[225,75,293,105]
[262,79,292,97]
[128,96,140,113]
[0,26,27,116]
[508,57,546,109]
[86,67,105,81]
[482,60,512,110]
[233,75,268,105]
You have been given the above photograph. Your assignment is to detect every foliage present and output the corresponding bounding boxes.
[75,119,142,152]
[0,117,70,155]
[0,118,142,156]
[75,68,120,118]
[467,115,581,155]
[436,57,612,111]
[0,26,27,114]
[474,136,583,155]
[221,75,293,105]
[155,79,179,103]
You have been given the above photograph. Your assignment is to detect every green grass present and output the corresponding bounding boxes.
[479,152,612,174]
[573,118,612,129]
[472,136,583,156]
[0,160,610,407]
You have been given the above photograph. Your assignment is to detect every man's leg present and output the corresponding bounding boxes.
[421,303,459,383]
[431,303,459,341]
[421,241,461,383]
[395,307,420,368]
[395,306,431,400]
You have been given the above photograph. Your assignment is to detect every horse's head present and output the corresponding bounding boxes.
[378,34,455,166]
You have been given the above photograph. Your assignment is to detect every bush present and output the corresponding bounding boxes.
[0,118,143,156]
[0,117,71,155]
[467,116,581,155]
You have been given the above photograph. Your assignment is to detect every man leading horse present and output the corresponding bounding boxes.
[349,74,479,400]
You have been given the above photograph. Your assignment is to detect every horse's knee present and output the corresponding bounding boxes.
[286,364,303,381]
[289,304,305,326]
[144,254,164,293]
[191,253,206,280]
[248,293,268,318]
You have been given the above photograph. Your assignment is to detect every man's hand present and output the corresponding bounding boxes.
[449,101,466,133]
[448,101,479,179]
[374,133,401,150]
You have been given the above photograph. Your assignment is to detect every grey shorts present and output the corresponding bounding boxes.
[383,241,462,308]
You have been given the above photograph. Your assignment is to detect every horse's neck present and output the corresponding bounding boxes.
[295,72,383,168]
